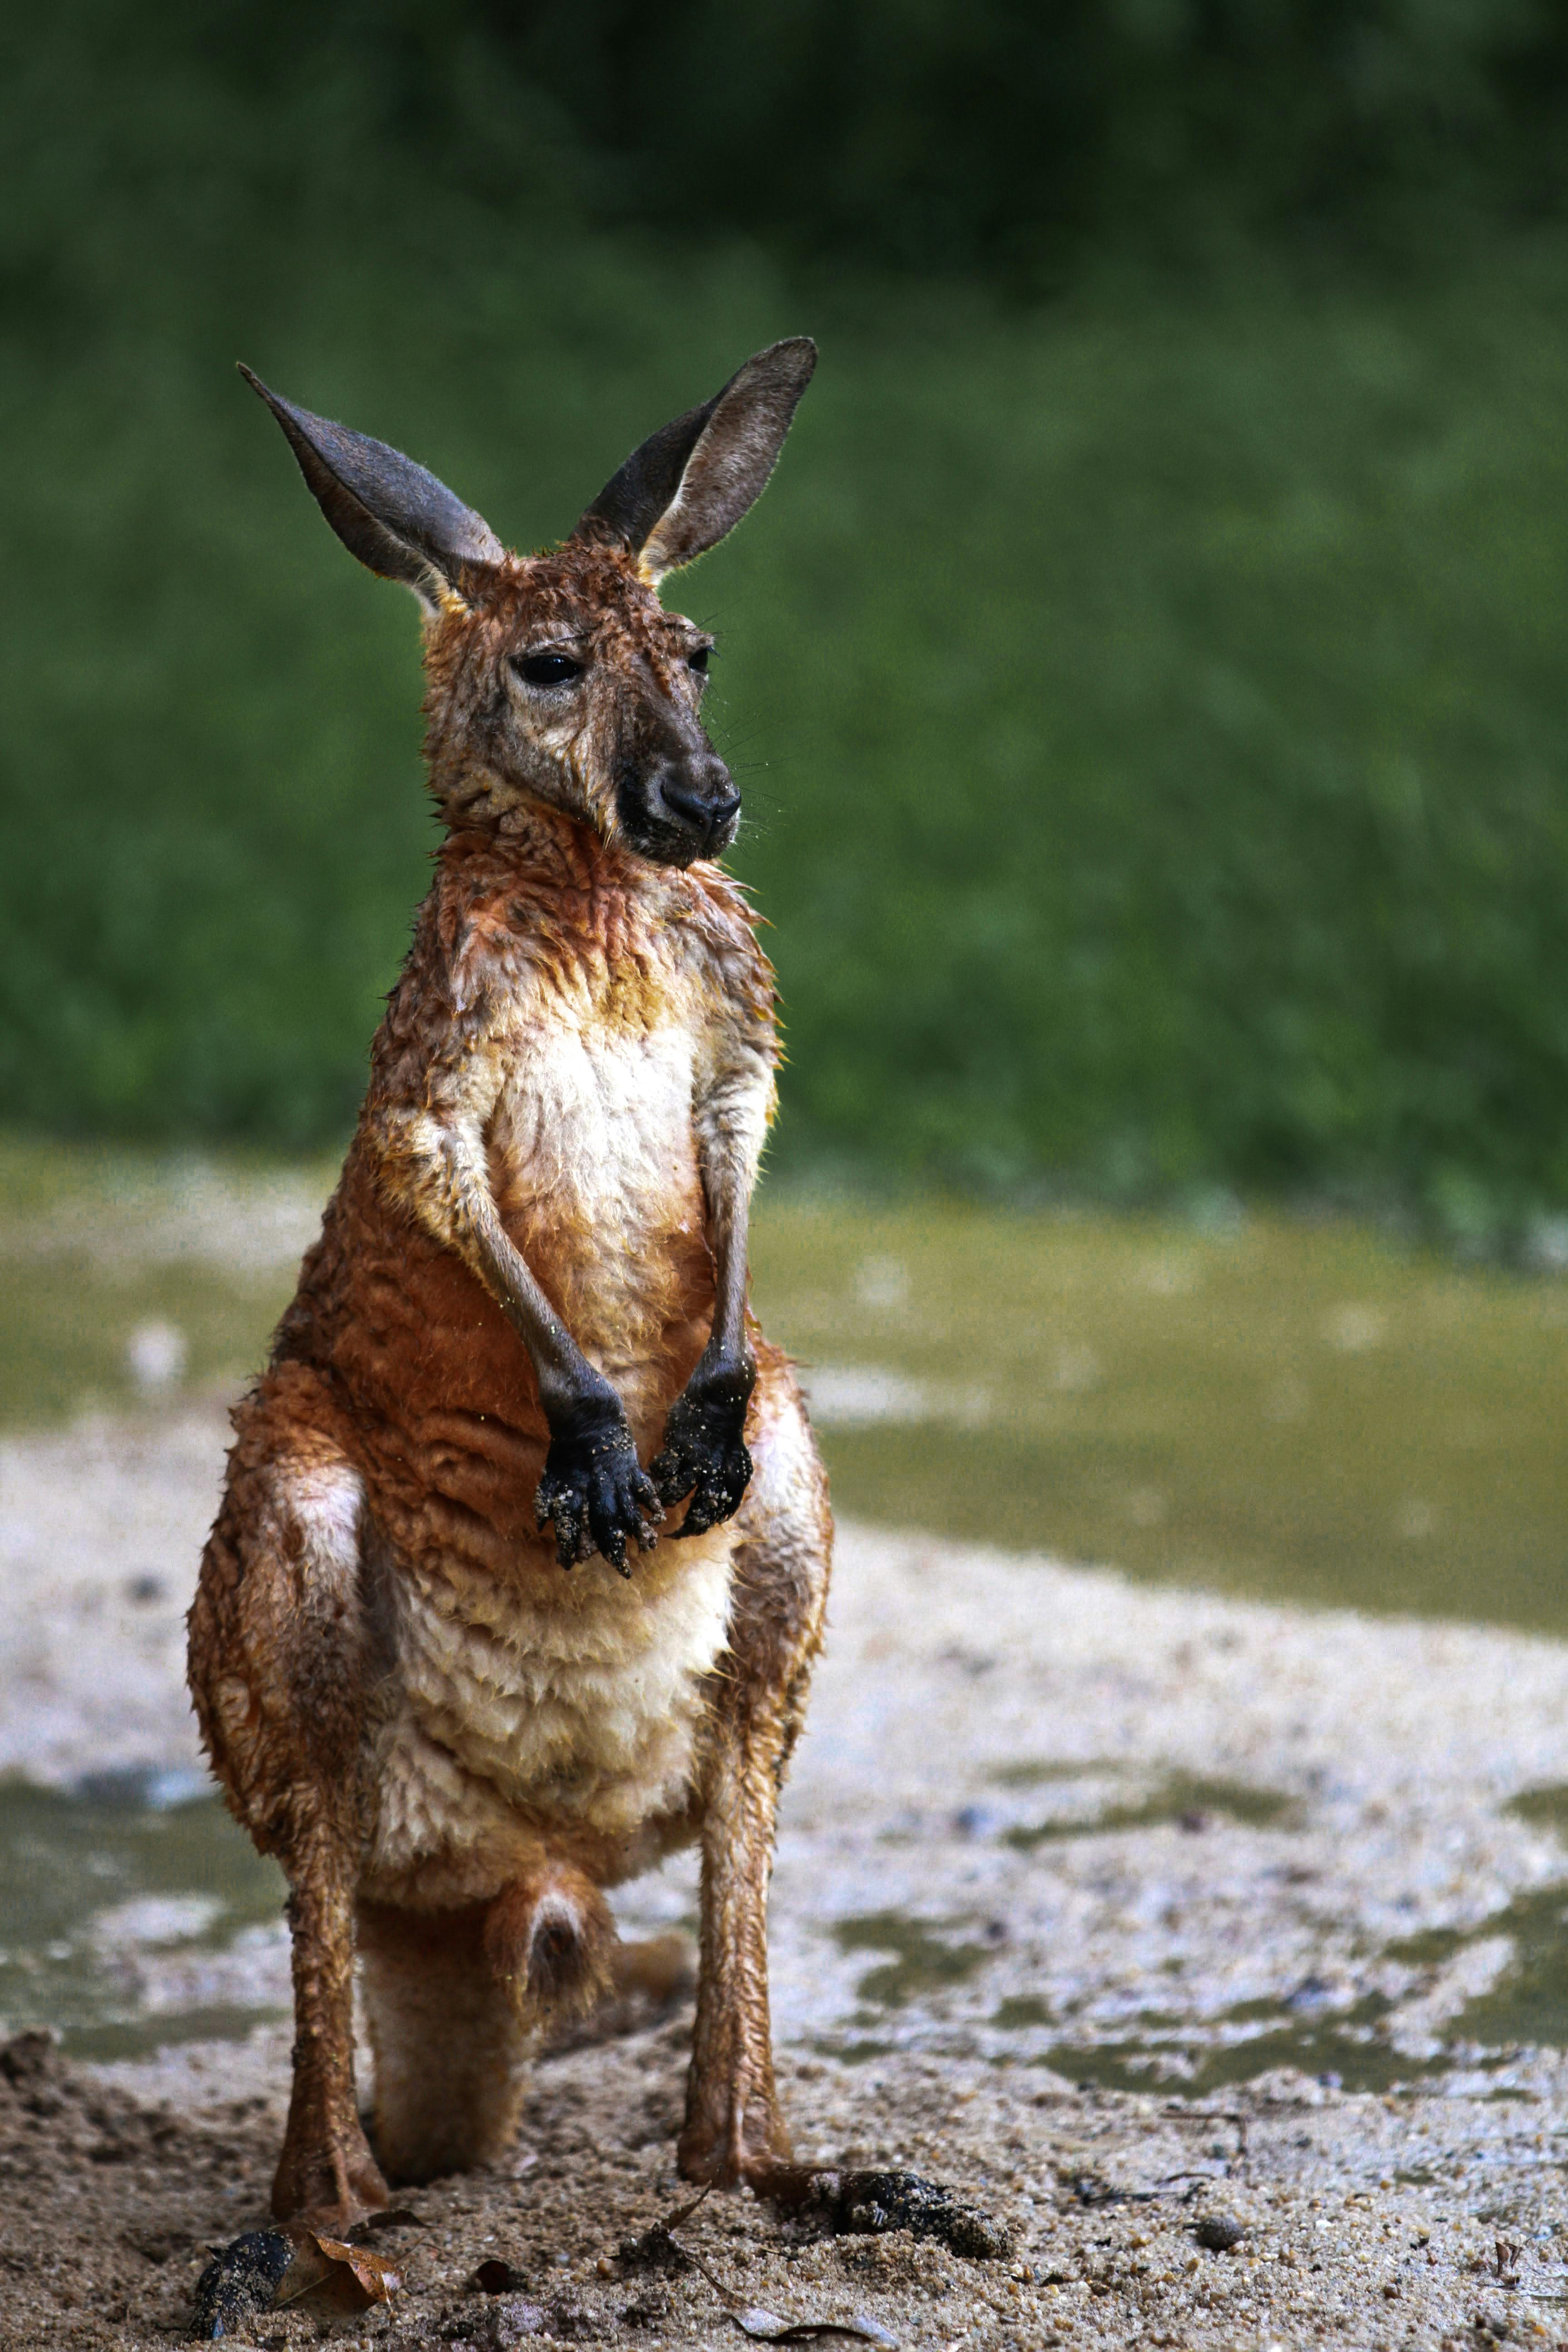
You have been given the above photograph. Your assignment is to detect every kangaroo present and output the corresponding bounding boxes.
[186,340,831,2232]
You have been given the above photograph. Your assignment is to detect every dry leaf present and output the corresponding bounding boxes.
[274,2229,402,2314]
[728,2309,898,2347]
[314,2232,402,2298]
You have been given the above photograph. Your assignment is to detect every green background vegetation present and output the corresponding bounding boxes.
[4,2,1568,1238]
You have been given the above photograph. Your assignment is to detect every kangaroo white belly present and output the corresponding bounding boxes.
[367,1528,734,1891]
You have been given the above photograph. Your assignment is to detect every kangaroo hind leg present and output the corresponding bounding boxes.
[188,1424,391,2228]
[681,1355,833,2187]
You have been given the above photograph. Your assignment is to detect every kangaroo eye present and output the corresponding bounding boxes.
[513,652,584,689]
[688,646,711,675]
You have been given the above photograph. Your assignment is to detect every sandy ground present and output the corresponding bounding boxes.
[7,1404,1568,2345]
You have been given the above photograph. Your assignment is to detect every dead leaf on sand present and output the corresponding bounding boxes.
[727,2308,899,2346]
[274,2229,402,2315]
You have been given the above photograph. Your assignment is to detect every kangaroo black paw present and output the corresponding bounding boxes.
[536,1411,662,1574]
[650,1366,754,1538]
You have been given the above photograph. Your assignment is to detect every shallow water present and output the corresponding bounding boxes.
[750,1200,1568,1635]
[12,1761,1568,2095]
[798,1769,1568,2096]
[996,1769,1298,1851]
[0,1775,285,2060]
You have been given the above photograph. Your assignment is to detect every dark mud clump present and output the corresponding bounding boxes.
[186,2227,293,2337]
[761,2165,1013,2259]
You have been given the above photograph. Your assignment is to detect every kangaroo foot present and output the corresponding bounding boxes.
[677,2086,793,2190]
[544,1930,698,2056]
[612,1931,696,2007]
[272,2114,390,2234]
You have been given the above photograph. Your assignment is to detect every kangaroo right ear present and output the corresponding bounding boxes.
[240,367,505,611]
[573,338,817,581]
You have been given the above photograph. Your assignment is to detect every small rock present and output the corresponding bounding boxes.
[471,2258,531,2293]
[765,2166,1012,2260]
[1193,2212,1246,2254]
[952,1803,999,1838]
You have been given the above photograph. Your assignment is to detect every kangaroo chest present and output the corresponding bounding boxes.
[480,925,723,1405]
[342,861,769,1901]
[490,1010,705,1259]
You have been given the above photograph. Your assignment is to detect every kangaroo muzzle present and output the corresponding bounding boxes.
[617,745,740,864]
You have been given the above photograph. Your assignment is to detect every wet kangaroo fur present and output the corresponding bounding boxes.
[186,340,832,2229]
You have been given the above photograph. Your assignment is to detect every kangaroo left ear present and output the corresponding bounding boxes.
[573,338,817,582]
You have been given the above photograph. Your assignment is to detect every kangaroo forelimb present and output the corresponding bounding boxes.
[380,1110,662,1572]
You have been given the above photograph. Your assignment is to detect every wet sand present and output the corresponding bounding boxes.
[5,1404,1568,2346]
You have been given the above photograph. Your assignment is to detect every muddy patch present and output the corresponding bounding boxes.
[12,1418,1568,2339]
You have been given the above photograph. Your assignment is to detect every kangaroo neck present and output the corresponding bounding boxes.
[439,798,659,900]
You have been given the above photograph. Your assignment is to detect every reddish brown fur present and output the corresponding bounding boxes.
[189,462,831,2227]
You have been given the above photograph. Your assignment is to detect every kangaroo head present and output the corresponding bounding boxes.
[241,342,815,865]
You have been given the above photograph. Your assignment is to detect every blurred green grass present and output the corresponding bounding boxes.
[7,1137,1565,1636]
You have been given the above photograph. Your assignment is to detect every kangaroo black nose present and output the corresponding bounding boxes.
[658,763,741,842]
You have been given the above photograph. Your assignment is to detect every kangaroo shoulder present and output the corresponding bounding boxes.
[682,866,777,1039]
